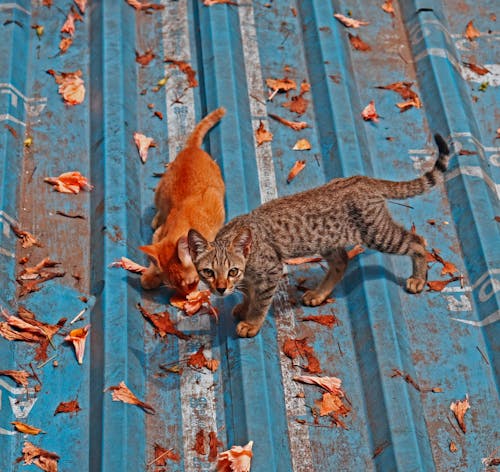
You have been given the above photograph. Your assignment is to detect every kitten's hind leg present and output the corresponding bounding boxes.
[303,248,348,306]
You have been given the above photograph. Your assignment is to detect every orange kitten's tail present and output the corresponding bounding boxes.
[185,107,226,148]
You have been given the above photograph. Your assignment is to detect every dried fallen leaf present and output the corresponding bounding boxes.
[347,244,364,259]
[11,421,44,435]
[381,0,395,16]
[348,33,371,51]
[269,113,308,131]
[17,270,66,299]
[170,290,219,319]
[361,100,379,122]
[187,345,219,372]
[204,0,238,5]
[44,171,93,193]
[376,81,421,111]
[463,61,490,76]
[266,77,296,100]
[59,37,73,54]
[20,257,60,279]
[11,225,42,248]
[135,49,156,66]
[106,381,156,414]
[133,132,156,163]
[54,400,81,416]
[109,256,147,273]
[287,160,306,183]
[294,375,343,394]
[217,441,253,472]
[47,69,85,105]
[126,0,165,11]
[315,391,351,424]
[74,0,87,14]
[301,315,339,328]
[283,94,309,115]
[0,369,31,386]
[283,338,321,373]
[137,303,189,340]
[426,277,461,292]
[194,429,207,455]
[449,441,458,452]
[204,359,220,372]
[20,441,59,472]
[465,20,480,41]
[32,24,44,39]
[334,13,370,28]
[292,139,311,151]
[450,395,470,433]
[151,444,181,466]
[164,57,198,87]
[64,324,90,364]
[255,121,273,146]
[60,7,82,37]
[284,256,322,265]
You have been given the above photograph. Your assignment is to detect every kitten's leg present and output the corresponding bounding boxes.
[232,287,251,320]
[303,248,348,306]
[236,269,281,338]
[140,264,162,290]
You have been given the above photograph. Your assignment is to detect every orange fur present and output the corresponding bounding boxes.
[140,108,226,295]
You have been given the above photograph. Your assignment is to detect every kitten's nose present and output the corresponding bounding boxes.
[216,287,226,295]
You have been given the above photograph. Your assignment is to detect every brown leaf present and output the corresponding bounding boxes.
[293,375,343,394]
[54,400,81,416]
[59,37,73,54]
[126,0,165,11]
[44,171,92,193]
[334,13,370,28]
[137,304,189,340]
[106,381,156,414]
[465,20,480,41]
[74,0,87,14]
[283,94,309,115]
[109,256,147,274]
[209,431,223,462]
[217,441,253,472]
[60,7,82,37]
[347,244,364,259]
[47,69,85,105]
[0,369,31,387]
[193,429,206,455]
[64,325,90,364]
[348,33,371,51]
[450,395,470,433]
[381,0,395,16]
[11,226,42,248]
[292,138,311,151]
[428,249,459,276]
[301,315,339,328]
[449,441,458,453]
[463,61,490,76]
[266,77,296,100]
[255,121,273,146]
[283,338,321,373]
[135,49,156,66]
[170,290,219,319]
[4,124,17,137]
[315,391,351,420]
[152,444,180,466]
[188,345,208,369]
[204,359,220,372]
[287,160,306,183]
[284,256,322,265]
[204,0,238,5]
[20,441,59,472]
[426,277,461,292]
[269,113,308,131]
[164,57,198,87]
[361,100,379,122]
[11,421,44,435]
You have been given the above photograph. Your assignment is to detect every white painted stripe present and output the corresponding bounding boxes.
[0,3,30,15]
[160,3,218,470]
[0,114,25,127]
[0,427,16,436]
[238,4,313,471]
[445,166,500,200]
[460,64,500,86]
[451,309,500,327]
[0,247,15,258]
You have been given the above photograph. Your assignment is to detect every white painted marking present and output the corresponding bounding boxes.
[238,4,313,471]
[0,83,47,116]
[0,3,30,15]
[451,310,500,327]
[0,247,15,258]
[445,295,472,312]
[0,210,18,238]
[0,427,16,436]
[460,64,500,86]
[445,166,500,200]
[0,113,25,127]
[0,379,38,419]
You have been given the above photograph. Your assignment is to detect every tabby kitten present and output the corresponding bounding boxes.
[188,134,450,337]
[140,107,226,295]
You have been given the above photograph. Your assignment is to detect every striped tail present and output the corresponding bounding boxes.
[185,107,226,148]
[378,133,450,200]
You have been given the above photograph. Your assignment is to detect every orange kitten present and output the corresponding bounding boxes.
[139,108,226,295]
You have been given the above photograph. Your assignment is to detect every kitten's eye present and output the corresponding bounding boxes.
[200,268,215,279]
[228,268,239,278]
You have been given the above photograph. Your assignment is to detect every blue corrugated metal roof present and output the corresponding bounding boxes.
[0,0,498,470]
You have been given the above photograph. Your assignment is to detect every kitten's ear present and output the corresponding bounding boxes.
[187,229,209,260]
[139,244,160,266]
[231,228,252,257]
[177,236,193,267]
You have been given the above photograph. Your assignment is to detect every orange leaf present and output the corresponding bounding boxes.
[126,0,165,11]
[381,0,395,16]
[164,57,198,87]
[74,0,87,14]
[266,77,296,100]
[315,391,351,420]
[334,13,370,28]
[293,375,343,395]
[11,421,44,435]
[0,369,31,387]
[47,69,85,105]
[287,160,306,183]
[152,443,181,465]
[106,381,156,414]
[347,244,364,259]
[204,0,238,5]
[64,324,90,364]
[283,94,309,115]
[209,432,223,462]
[284,256,322,265]
[283,338,321,373]
[255,121,273,146]
[426,276,461,292]
[170,290,219,319]
[396,98,421,112]
[348,33,371,51]
[133,132,156,163]
[44,171,93,193]
[465,20,480,41]
[135,49,156,66]
[136,303,189,340]
[217,441,253,472]
[301,315,339,328]
[463,61,490,76]
[361,100,379,122]
[109,256,147,274]
[54,400,81,415]
[59,37,73,54]
[292,138,311,151]
[450,395,470,433]
[60,7,82,37]
[269,113,308,131]
[11,226,42,249]
[205,359,220,372]
[193,429,207,455]
[21,441,59,470]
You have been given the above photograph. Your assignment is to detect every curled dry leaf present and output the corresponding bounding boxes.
[106,381,156,414]
[463,61,490,76]
[376,81,421,111]
[287,160,306,183]
[315,392,351,427]
[465,20,480,41]
[164,57,198,87]
[11,421,44,435]
[426,276,461,292]
[255,121,273,146]
[21,441,59,472]
[269,113,308,131]
[59,37,73,54]
[74,0,87,14]
[170,290,219,319]
[54,400,81,416]
[47,69,85,105]
[283,93,309,115]
[136,303,189,340]
[217,441,253,472]
[428,249,459,276]
[292,139,311,151]
[301,315,339,328]
[284,256,322,265]
[64,324,90,364]
[135,49,156,66]
[44,171,93,194]
[20,257,60,279]
[450,395,470,433]
[109,256,147,274]
[266,77,296,100]
[187,345,219,372]
[381,0,395,16]
[126,0,165,11]
[133,132,156,163]
[348,33,371,51]
[194,429,207,455]
[11,225,42,248]
[0,369,31,386]
[361,100,379,122]
[209,432,223,462]
[347,244,364,259]
[293,375,343,395]
[204,0,238,5]
[60,7,82,37]
[152,444,181,466]
[283,337,321,373]
[334,13,370,28]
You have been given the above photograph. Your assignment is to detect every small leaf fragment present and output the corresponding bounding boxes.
[255,121,273,146]
[465,20,480,41]
[133,132,156,163]
[11,421,44,435]
[287,160,306,183]
[106,381,156,414]
[292,138,311,151]
[64,324,90,364]
[334,13,369,28]
[348,33,371,51]
[361,100,379,122]
[217,441,253,472]
[450,395,470,433]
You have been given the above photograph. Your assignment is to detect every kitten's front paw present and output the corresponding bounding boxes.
[232,303,248,320]
[236,321,262,338]
[140,273,161,290]
[406,277,425,293]
[302,290,327,307]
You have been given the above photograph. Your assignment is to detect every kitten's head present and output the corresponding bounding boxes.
[187,228,252,297]
[139,236,199,295]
